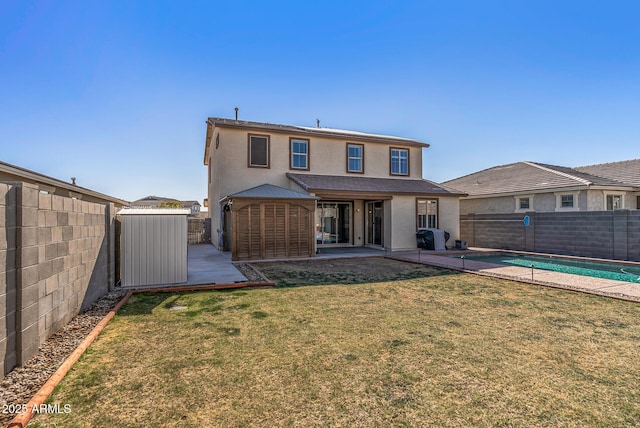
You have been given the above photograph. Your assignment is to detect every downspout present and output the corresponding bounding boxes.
[218,202,225,249]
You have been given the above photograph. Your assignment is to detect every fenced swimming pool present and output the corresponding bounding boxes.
[452,253,640,283]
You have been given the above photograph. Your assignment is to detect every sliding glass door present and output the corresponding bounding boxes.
[315,202,352,246]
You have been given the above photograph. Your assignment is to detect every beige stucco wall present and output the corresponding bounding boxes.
[388,195,460,250]
[438,196,461,243]
[353,200,365,247]
[210,127,423,198]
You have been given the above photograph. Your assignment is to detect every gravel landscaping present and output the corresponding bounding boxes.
[0,289,127,426]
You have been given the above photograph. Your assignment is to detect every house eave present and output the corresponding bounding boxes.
[204,121,213,165]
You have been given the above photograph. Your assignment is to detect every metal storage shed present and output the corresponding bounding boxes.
[119,208,190,287]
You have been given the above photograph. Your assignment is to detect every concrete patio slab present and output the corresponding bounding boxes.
[122,244,247,290]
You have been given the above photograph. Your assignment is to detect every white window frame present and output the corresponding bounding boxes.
[604,192,625,210]
[515,195,534,213]
[347,143,364,173]
[555,192,579,211]
[290,138,309,170]
[390,148,409,176]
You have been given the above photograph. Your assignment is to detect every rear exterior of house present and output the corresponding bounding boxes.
[204,118,464,261]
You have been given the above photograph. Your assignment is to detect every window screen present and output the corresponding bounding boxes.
[249,135,269,167]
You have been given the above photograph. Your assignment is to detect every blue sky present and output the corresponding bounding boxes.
[2,1,639,203]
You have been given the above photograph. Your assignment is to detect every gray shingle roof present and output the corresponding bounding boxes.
[442,161,636,197]
[229,184,318,199]
[287,173,465,196]
[575,159,640,187]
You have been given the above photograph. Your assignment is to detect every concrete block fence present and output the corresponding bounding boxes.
[461,210,640,262]
[1,182,116,378]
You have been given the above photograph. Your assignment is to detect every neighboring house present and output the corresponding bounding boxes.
[443,160,640,215]
[181,200,202,217]
[131,196,202,217]
[0,160,129,207]
[443,159,640,261]
[204,117,465,260]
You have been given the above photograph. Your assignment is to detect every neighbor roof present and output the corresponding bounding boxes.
[228,184,319,200]
[442,161,636,197]
[0,160,129,206]
[131,196,202,208]
[575,159,640,187]
[287,173,466,196]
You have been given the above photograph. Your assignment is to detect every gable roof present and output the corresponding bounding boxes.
[228,184,318,200]
[442,161,635,197]
[287,173,466,196]
[575,159,640,187]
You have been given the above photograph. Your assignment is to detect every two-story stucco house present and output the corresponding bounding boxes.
[204,118,465,260]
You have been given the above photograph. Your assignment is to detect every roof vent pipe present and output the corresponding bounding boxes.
[235,107,238,121]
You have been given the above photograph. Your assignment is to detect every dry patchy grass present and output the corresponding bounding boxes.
[31,259,640,427]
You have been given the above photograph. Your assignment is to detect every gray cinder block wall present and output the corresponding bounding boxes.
[1,182,115,378]
[460,210,640,261]
[1,183,18,378]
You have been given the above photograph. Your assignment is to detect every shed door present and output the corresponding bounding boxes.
[233,201,313,260]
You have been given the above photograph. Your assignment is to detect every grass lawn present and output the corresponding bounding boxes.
[32,258,640,427]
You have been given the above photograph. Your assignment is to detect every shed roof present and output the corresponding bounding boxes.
[287,173,465,196]
[118,208,191,215]
[228,184,319,200]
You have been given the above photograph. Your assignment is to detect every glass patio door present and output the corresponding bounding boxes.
[315,202,351,246]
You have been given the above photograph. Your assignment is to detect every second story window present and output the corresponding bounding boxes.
[248,134,270,168]
[390,148,409,176]
[290,138,309,170]
[347,143,364,173]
